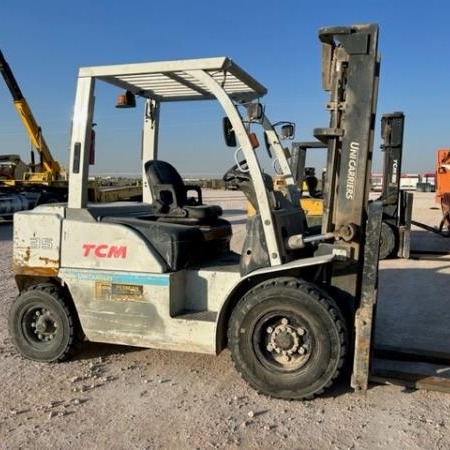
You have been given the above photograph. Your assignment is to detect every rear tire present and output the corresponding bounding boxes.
[228,278,347,400]
[9,284,80,362]
[379,221,397,260]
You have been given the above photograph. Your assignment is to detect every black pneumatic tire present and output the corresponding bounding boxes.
[228,278,347,400]
[9,284,80,362]
[379,221,397,260]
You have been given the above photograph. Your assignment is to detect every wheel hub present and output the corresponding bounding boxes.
[30,309,57,342]
[274,332,295,351]
[266,318,309,364]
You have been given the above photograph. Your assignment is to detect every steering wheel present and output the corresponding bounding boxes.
[222,159,250,182]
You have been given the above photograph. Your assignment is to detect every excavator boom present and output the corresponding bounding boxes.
[0,48,141,217]
[0,48,61,179]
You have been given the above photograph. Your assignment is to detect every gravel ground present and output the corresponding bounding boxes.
[1,191,450,450]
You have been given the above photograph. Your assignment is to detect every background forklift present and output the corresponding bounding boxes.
[10,24,384,399]
[376,112,413,259]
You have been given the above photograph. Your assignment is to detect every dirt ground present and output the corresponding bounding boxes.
[1,191,450,450]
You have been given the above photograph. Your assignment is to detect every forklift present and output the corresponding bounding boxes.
[376,112,413,259]
[290,112,413,260]
[10,24,383,399]
[289,140,327,228]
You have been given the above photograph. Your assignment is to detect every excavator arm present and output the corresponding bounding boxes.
[0,48,61,180]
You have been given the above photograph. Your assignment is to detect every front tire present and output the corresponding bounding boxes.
[228,278,347,400]
[9,284,80,362]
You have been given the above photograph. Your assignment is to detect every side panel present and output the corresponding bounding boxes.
[183,265,241,314]
[13,211,62,276]
[61,220,165,273]
[60,268,171,346]
[59,268,222,354]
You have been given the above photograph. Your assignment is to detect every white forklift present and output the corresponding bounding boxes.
[10,24,384,400]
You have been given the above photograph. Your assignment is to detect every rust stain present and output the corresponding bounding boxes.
[23,247,31,263]
[39,256,59,266]
[12,264,58,277]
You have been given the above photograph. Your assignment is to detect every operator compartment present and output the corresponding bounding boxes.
[82,153,234,271]
[92,158,233,271]
[64,57,311,278]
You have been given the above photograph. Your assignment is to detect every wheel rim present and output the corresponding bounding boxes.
[21,304,59,347]
[253,311,316,372]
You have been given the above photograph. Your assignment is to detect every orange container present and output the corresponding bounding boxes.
[436,148,450,206]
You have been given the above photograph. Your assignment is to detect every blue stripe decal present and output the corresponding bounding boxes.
[60,268,170,286]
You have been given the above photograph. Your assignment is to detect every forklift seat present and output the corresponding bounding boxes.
[145,160,223,223]
[101,216,228,271]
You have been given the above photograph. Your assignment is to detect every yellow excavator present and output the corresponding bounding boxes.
[0,48,141,216]
[0,48,63,183]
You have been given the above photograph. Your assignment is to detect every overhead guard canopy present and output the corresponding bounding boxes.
[78,57,267,103]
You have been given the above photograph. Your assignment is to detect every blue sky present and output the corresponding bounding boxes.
[0,1,448,177]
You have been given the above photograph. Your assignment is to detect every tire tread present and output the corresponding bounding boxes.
[227,278,348,400]
[9,283,81,362]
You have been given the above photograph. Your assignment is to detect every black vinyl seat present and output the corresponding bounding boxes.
[101,216,234,271]
[102,217,205,271]
[144,160,223,224]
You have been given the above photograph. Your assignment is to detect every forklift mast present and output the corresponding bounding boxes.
[311,24,383,391]
[381,112,404,206]
[314,24,380,291]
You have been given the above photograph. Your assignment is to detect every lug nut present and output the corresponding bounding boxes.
[266,326,273,334]
[297,327,305,336]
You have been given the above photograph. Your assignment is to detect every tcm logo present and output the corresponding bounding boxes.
[82,244,127,259]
